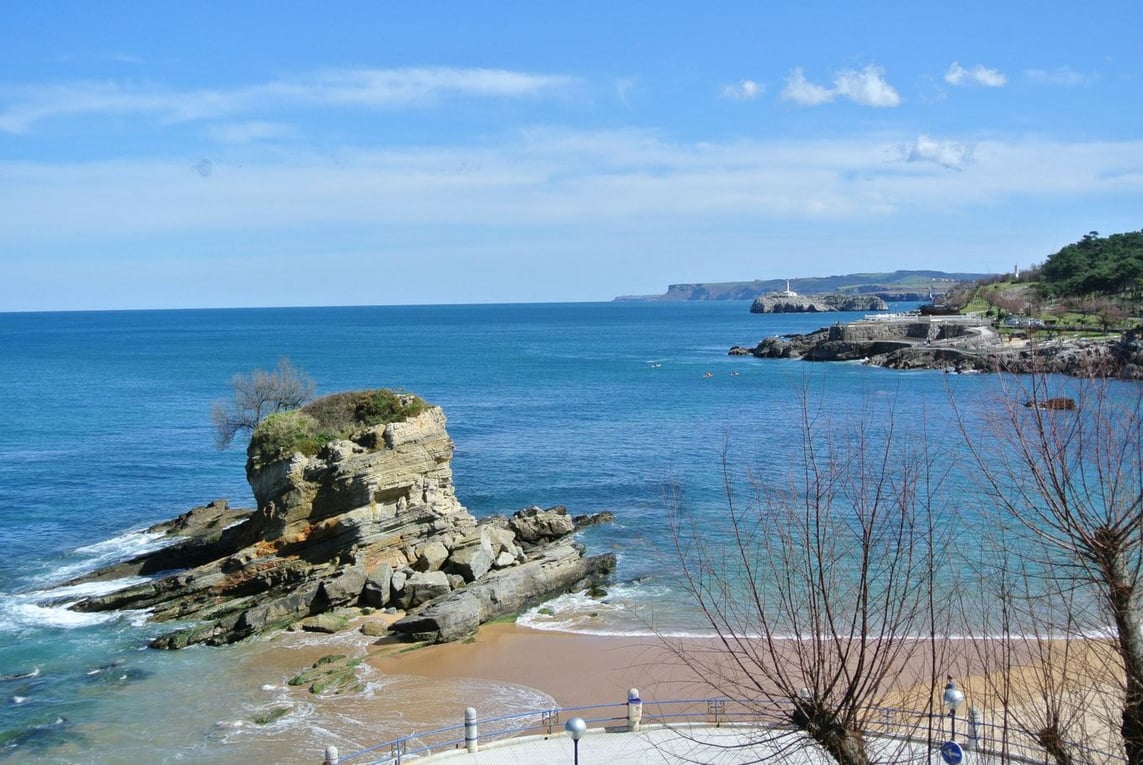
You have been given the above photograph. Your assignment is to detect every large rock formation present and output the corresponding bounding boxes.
[749,294,888,314]
[69,393,615,647]
[734,316,1143,378]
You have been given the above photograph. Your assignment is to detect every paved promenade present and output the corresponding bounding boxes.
[423,724,968,764]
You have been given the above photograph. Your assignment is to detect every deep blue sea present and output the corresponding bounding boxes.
[0,301,1014,763]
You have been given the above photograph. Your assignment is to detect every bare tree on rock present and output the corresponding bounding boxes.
[211,357,315,449]
[667,395,955,765]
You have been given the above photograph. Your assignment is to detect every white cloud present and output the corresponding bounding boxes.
[945,61,1007,87]
[0,67,578,134]
[781,68,835,105]
[292,67,575,106]
[1025,66,1091,86]
[5,130,1138,248]
[900,134,975,170]
[781,65,899,107]
[834,65,900,106]
[720,79,763,100]
[206,121,295,144]
[7,127,1143,310]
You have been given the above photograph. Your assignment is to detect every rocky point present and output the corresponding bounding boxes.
[69,392,615,648]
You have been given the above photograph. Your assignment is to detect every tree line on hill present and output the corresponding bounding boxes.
[938,230,1143,330]
[1039,230,1143,299]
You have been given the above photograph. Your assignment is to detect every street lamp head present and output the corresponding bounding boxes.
[943,678,965,714]
[565,716,587,742]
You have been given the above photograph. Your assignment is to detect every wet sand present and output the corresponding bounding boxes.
[368,622,713,708]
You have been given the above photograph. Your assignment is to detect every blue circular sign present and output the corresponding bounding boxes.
[940,741,964,765]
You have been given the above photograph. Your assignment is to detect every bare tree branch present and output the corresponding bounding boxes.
[666,391,956,765]
[211,357,315,450]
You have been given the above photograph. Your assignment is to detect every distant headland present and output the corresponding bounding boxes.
[614,269,991,302]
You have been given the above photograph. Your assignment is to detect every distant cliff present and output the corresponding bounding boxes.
[615,270,990,302]
[70,392,614,647]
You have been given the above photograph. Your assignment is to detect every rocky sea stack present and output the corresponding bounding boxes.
[69,390,615,647]
[749,294,888,314]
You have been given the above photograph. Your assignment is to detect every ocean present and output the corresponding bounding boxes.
[0,301,1008,763]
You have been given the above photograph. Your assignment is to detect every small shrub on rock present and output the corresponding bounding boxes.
[248,389,429,467]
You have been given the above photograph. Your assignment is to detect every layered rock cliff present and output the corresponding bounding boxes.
[749,294,888,314]
[70,392,614,647]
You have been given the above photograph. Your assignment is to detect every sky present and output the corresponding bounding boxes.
[2,1,1142,311]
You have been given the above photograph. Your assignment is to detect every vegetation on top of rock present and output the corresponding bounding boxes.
[248,388,429,467]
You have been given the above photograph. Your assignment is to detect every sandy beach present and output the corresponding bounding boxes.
[231,618,742,762]
[368,622,713,709]
[227,614,1126,763]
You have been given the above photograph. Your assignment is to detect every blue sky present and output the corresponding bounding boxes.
[2,1,1141,311]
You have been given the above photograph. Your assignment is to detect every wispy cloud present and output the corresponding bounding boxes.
[206,121,296,144]
[781,65,899,107]
[1025,66,1092,86]
[4,129,1138,245]
[899,134,975,170]
[614,77,639,107]
[945,62,1006,87]
[0,67,578,134]
[720,79,763,100]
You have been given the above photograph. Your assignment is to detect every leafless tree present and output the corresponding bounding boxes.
[666,394,955,765]
[211,357,315,449]
[1093,299,1128,332]
[957,522,1120,765]
[956,371,1143,764]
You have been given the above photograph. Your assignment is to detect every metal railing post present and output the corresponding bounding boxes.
[707,698,726,726]
[465,706,479,753]
[967,707,982,750]
[627,688,643,731]
[323,745,338,765]
[543,708,560,734]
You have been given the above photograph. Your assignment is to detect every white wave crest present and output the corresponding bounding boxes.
[48,528,175,582]
[0,593,148,632]
[35,575,153,602]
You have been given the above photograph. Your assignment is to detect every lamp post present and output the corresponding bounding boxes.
[943,677,965,741]
[565,716,587,765]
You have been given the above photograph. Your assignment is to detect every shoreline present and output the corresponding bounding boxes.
[251,618,1123,762]
[50,611,1123,764]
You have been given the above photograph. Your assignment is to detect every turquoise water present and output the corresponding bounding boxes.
[0,301,1001,762]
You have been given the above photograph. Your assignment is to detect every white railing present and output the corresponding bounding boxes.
[320,692,1121,765]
